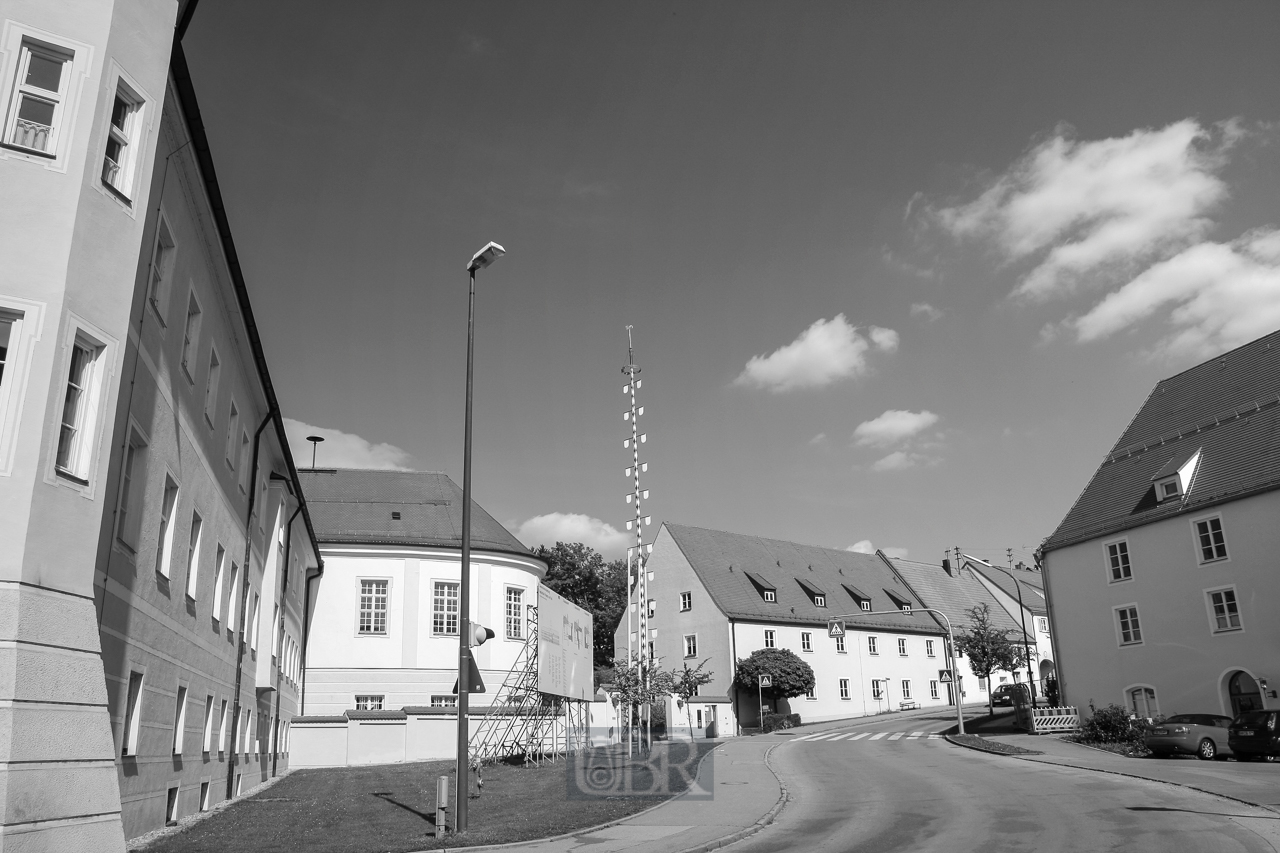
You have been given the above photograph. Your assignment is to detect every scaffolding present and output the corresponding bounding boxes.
[469,605,590,765]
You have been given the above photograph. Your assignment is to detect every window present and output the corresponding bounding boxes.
[868,636,878,655]
[898,638,908,656]
[147,216,176,323]
[249,592,260,649]
[647,599,655,618]
[432,581,459,634]
[902,680,912,699]
[871,680,884,700]
[861,600,871,612]
[359,579,389,635]
[839,678,850,700]
[0,300,43,476]
[114,428,147,552]
[901,604,911,614]
[1116,605,1143,645]
[172,685,187,754]
[4,39,72,156]
[814,595,825,607]
[1035,616,1050,634]
[1194,516,1228,563]
[764,629,775,648]
[204,349,220,426]
[122,670,143,756]
[1208,588,1242,633]
[55,335,103,482]
[805,685,815,700]
[166,786,179,826]
[926,639,935,657]
[154,475,179,578]
[431,695,457,707]
[202,695,215,753]
[355,695,384,711]
[226,562,239,632]
[800,632,812,652]
[101,82,142,199]
[930,680,939,699]
[180,293,201,380]
[506,587,524,639]
[1158,477,1180,501]
[1106,539,1132,582]
[272,604,280,661]
[211,546,225,622]
[199,781,210,812]
[680,591,692,611]
[684,634,697,658]
[763,589,776,603]
[225,402,238,469]
[218,700,229,752]
[978,676,987,691]
[181,512,203,599]
[238,431,250,491]
[835,635,845,653]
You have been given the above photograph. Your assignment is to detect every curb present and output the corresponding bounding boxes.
[673,741,790,853]
[944,733,1042,756]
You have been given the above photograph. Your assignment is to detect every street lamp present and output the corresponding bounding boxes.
[987,560,1037,705]
[305,435,324,468]
[456,241,504,833]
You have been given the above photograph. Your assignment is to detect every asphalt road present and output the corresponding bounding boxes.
[729,717,1280,853]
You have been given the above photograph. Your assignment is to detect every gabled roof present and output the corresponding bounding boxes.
[665,524,938,634]
[1043,329,1280,551]
[888,558,1029,639]
[963,560,1047,617]
[298,469,533,557]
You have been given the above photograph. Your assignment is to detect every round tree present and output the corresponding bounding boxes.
[733,647,815,702]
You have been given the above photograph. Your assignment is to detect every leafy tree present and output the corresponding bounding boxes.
[608,654,673,753]
[671,659,715,739]
[595,558,629,666]
[953,602,1027,715]
[533,543,630,667]
[733,648,815,716]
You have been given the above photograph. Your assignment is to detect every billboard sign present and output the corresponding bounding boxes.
[537,586,594,700]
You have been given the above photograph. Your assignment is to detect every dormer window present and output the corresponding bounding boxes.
[814,595,825,607]
[744,571,778,604]
[842,583,871,611]
[861,600,871,612]
[901,604,911,614]
[797,577,827,608]
[884,588,913,613]
[1151,448,1200,503]
[763,590,775,603]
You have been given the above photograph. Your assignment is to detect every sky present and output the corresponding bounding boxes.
[185,2,1280,567]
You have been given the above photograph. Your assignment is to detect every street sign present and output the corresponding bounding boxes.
[827,620,846,638]
[759,674,773,688]
[451,649,487,694]
[938,669,953,683]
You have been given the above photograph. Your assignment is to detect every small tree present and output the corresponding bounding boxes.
[733,648,815,721]
[670,659,715,740]
[954,603,1027,715]
[609,654,673,754]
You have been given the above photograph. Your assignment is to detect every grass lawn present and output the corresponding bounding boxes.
[137,741,718,853]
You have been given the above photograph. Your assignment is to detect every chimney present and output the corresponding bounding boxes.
[942,558,953,577]
[1015,561,1028,572]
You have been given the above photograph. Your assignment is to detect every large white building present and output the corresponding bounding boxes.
[298,469,547,717]
[1042,330,1280,719]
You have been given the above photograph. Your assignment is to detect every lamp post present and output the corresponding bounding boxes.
[305,435,324,468]
[990,558,1037,705]
[456,241,505,833]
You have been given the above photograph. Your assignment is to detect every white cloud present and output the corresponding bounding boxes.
[853,409,940,448]
[283,418,413,470]
[846,539,908,558]
[910,302,943,322]
[871,450,928,471]
[882,546,909,559]
[809,433,828,445]
[515,513,629,559]
[933,120,1240,301]
[733,314,897,393]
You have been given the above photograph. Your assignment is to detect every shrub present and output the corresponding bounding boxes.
[762,713,801,733]
[1077,703,1156,748]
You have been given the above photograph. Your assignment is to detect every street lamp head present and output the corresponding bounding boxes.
[306,435,325,444]
[467,241,506,272]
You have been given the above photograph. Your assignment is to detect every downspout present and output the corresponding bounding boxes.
[271,503,302,777]
[226,408,275,802]
[300,563,323,716]
[728,619,739,736]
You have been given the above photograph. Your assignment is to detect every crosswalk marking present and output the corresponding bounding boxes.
[793,730,949,743]
[869,732,887,740]
[848,733,869,740]
[887,732,904,741]
[827,733,853,741]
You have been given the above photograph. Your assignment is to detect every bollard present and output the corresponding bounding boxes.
[436,775,450,838]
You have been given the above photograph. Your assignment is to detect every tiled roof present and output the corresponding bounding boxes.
[297,469,532,556]
[888,558,1029,639]
[963,560,1046,616]
[666,524,941,634]
[1043,329,1280,551]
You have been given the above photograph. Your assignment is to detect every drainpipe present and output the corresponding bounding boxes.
[300,562,323,716]
[226,408,275,802]
[271,503,302,777]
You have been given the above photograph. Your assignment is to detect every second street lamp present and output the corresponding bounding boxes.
[455,241,505,834]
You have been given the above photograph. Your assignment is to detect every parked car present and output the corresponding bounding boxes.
[991,684,1029,706]
[1229,710,1280,761]
[1145,714,1233,760]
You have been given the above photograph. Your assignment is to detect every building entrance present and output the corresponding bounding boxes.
[1229,671,1263,716]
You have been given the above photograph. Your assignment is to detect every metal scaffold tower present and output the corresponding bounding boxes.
[469,605,589,765]
[622,326,654,753]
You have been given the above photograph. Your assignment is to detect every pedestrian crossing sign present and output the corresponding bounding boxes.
[827,620,846,638]
[759,675,773,688]
[938,669,953,683]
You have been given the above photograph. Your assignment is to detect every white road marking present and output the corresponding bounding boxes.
[888,732,904,740]
[827,733,853,741]
[848,733,869,740]
[869,732,887,740]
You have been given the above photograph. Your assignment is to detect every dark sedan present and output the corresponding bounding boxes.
[1145,714,1233,760]
[1229,710,1280,761]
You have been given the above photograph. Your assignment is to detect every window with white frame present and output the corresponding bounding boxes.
[249,592,260,650]
[868,636,878,655]
[930,680,939,699]
[1194,516,1228,563]
[805,684,815,700]
[359,579,389,635]
[147,216,176,324]
[354,695,384,711]
[226,562,239,632]
[926,639,935,657]
[4,38,73,156]
[861,600,871,612]
[835,634,845,653]
[54,334,104,483]
[202,695,214,753]
[432,581,459,634]
[763,589,776,603]
[898,638,908,656]
[1035,616,1050,634]
[180,293,201,380]
[978,676,987,691]
[901,679,912,699]
[764,629,775,648]
[871,679,884,700]
[431,695,457,707]
[814,594,826,607]
[225,402,238,469]
[1106,539,1132,582]
[114,428,147,552]
[237,430,250,491]
[122,670,143,756]
[901,603,911,614]
[839,678,850,700]
[506,586,523,639]
[101,81,143,199]
[0,300,42,476]
[154,475,179,578]
[211,545,225,622]
[172,685,187,754]
[684,634,697,658]
[204,349,220,427]
[1116,605,1143,645]
[218,699,229,752]
[185,511,202,599]
[1207,588,1242,633]
[680,591,691,611]
[800,632,812,652]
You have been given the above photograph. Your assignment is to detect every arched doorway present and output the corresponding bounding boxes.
[1229,671,1263,716]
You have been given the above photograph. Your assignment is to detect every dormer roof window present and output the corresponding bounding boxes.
[796,577,827,607]
[1151,448,1201,503]
[744,571,778,604]
[884,588,913,613]
[842,583,871,611]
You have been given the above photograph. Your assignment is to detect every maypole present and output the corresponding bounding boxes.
[622,326,651,755]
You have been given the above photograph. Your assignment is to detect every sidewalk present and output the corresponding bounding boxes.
[956,709,1280,811]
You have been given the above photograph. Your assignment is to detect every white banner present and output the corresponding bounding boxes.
[537,586,594,700]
